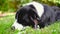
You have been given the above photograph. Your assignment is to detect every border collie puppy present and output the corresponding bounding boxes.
[11,2,56,30]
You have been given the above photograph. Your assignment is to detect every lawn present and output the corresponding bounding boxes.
[0,15,60,34]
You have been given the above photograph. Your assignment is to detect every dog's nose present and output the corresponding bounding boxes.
[11,26,15,30]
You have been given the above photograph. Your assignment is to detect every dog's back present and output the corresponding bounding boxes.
[52,6,60,21]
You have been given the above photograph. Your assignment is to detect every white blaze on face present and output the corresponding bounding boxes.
[12,20,24,30]
[24,1,44,17]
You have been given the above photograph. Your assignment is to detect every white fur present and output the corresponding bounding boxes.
[24,1,44,17]
[12,20,24,30]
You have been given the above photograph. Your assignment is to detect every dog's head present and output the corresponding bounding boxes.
[11,2,44,30]
[11,5,39,30]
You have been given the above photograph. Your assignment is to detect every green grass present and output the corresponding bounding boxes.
[0,15,60,34]
[0,15,18,34]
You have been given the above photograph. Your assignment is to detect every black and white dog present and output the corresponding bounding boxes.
[11,2,56,30]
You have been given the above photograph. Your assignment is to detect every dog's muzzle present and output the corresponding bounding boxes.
[11,20,24,30]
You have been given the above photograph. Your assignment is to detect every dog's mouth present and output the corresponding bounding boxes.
[33,19,38,29]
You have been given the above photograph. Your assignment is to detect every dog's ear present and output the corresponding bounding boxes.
[28,7,39,20]
[29,5,38,14]
[29,4,35,9]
